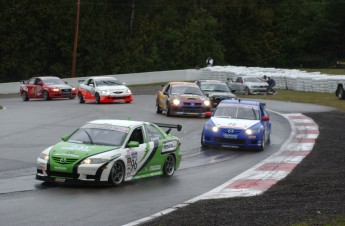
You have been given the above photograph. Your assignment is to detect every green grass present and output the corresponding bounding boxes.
[236,89,345,112]
[0,105,3,110]
[292,215,345,226]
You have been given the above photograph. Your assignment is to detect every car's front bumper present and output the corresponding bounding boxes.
[100,94,133,103]
[169,105,212,117]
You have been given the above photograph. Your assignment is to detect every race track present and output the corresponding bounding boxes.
[0,95,333,225]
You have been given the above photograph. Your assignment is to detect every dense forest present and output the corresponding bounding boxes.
[1,0,345,82]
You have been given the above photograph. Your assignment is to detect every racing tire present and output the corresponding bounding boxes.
[77,92,85,103]
[43,91,50,101]
[200,132,209,149]
[156,101,162,114]
[338,87,345,100]
[267,133,271,145]
[165,102,171,116]
[163,154,175,177]
[108,161,125,186]
[244,87,250,95]
[21,91,29,101]
[258,137,265,151]
[95,93,101,104]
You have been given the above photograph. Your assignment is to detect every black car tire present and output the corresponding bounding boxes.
[108,161,125,186]
[201,132,209,149]
[78,92,85,103]
[163,155,175,177]
[43,91,50,101]
[95,93,101,104]
[244,87,250,95]
[21,91,29,101]
[338,87,345,100]
[258,137,265,151]
[165,102,171,116]
[156,101,162,114]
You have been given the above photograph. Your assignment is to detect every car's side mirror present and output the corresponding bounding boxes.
[163,91,169,96]
[261,116,270,121]
[127,141,140,148]
[61,134,69,141]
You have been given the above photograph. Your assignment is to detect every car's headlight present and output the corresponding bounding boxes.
[173,99,180,106]
[52,88,60,92]
[204,100,210,106]
[125,88,132,94]
[39,153,49,161]
[245,129,260,135]
[72,87,76,91]
[101,90,111,95]
[82,158,108,165]
[205,125,219,132]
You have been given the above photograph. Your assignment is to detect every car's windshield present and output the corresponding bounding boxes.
[42,78,65,85]
[213,104,260,120]
[67,124,129,146]
[171,85,203,95]
[200,83,230,92]
[95,79,123,87]
[244,77,263,83]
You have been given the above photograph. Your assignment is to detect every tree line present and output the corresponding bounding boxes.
[1,0,344,82]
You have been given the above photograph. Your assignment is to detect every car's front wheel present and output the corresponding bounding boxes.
[21,91,29,101]
[77,92,85,103]
[337,87,345,100]
[95,93,101,104]
[258,137,265,151]
[108,161,125,186]
[163,155,175,177]
[244,87,250,95]
[165,102,171,116]
[43,91,50,100]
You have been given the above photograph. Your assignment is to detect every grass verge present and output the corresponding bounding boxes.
[236,89,345,112]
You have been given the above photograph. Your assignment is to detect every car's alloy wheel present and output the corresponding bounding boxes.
[244,87,250,95]
[163,155,175,177]
[95,93,101,104]
[338,88,345,100]
[43,91,50,100]
[21,91,29,101]
[78,92,85,103]
[156,101,162,114]
[165,102,171,116]
[108,161,125,186]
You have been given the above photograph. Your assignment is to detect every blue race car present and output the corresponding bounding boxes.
[201,99,271,151]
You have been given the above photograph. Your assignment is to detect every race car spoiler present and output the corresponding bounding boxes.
[154,123,182,134]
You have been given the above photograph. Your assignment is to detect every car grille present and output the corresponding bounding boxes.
[61,89,71,95]
[183,102,202,106]
[52,157,78,165]
[113,91,124,94]
[179,106,204,113]
[220,128,242,134]
[215,137,246,144]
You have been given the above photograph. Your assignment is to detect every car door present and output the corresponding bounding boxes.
[126,126,152,177]
[27,77,43,98]
[81,79,95,100]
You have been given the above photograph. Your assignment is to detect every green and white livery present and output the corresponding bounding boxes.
[36,119,182,186]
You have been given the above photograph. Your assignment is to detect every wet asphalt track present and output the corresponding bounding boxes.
[0,95,333,226]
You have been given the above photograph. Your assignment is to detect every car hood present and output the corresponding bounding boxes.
[96,85,129,91]
[245,82,267,87]
[50,142,118,160]
[211,117,259,129]
[46,84,73,89]
[203,91,236,98]
[171,94,207,102]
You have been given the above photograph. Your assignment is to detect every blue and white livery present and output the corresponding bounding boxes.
[201,99,271,151]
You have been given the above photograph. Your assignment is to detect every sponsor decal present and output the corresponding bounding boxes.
[149,165,161,171]
[54,166,67,170]
[162,140,177,153]
[54,153,80,158]
[60,145,91,152]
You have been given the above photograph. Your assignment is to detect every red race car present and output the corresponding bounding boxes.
[77,76,133,104]
[20,76,77,101]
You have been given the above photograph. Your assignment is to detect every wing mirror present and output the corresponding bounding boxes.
[261,115,270,121]
[127,141,140,148]
[61,134,69,141]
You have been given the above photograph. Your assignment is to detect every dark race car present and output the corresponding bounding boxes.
[195,80,237,108]
[156,82,212,117]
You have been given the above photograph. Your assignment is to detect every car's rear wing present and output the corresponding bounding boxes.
[154,123,182,134]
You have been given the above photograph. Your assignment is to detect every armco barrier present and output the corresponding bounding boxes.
[0,69,203,95]
[1,67,345,94]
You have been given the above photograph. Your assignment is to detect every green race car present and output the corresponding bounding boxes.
[36,119,182,186]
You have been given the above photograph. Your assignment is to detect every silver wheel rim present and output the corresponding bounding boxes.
[165,156,175,176]
[111,162,124,184]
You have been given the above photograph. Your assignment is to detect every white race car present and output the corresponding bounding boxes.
[77,76,133,104]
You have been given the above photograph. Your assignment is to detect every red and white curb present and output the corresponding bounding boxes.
[123,113,319,226]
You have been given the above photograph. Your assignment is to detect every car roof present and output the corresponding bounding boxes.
[87,119,144,129]
[169,82,198,86]
[36,76,61,80]
[219,99,262,107]
[197,80,224,83]
[89,76,118,80]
